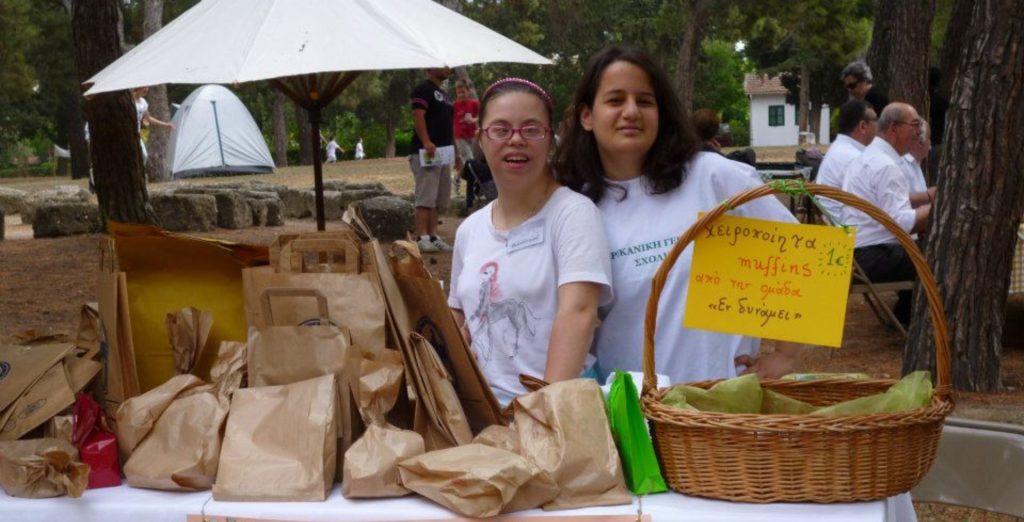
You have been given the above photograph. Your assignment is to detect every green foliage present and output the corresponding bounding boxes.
[693,39,752,124]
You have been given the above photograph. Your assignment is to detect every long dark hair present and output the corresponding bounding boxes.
[554,45,699,203]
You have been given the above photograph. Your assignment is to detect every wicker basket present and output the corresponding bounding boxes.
[641,181,954,503]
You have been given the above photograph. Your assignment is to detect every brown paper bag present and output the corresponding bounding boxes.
[408,333,473,450]
[122,341,245,491]
[472,424,520,454]
[342,347,424,498]
[114,374,206,461]
[0,361,76,440]
[241,233,386,351]
[75,303,102,360]
[97,238,141,405]
[214,374,337,501]
[248,287,354,479]
[0,343,75,413]
[0,438,89,499]
[398,443,560,518]
[390,241,503,434]
[166,307,213,375]
[44,415,74,443]
[513,379,631,510]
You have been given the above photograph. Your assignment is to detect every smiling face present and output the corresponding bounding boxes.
[579,61,659,179]
[478,91,552,191]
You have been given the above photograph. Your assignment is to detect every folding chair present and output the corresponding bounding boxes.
[912,417,1024,518]
[848,259,915,337]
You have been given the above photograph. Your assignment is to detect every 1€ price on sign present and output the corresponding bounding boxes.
[684,214,856,347]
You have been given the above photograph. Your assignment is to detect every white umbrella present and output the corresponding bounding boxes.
[84,0,551,229]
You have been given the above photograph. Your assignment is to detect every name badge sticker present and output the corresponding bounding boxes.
[507,219,545,253]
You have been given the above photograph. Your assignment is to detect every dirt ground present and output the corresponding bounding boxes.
[2,153,1022,520]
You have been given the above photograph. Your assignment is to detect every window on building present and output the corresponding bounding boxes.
[769,105,784,127]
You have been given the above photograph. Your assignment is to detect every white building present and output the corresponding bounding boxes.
[744,74,830,147]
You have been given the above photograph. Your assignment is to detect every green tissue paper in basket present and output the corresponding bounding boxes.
[662,372,933,415]
[606,371,666,495]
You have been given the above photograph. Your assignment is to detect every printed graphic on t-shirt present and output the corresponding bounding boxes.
[468,261,537,365]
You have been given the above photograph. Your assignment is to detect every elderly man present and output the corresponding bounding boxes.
[842,61,889,113]
[900,120,931,193]
[842,103,937,325]
[815,99,877,221]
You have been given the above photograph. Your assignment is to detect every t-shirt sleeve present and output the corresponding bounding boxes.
[552,199,614,305]
[448,224,466,310]
[411,84,431,111]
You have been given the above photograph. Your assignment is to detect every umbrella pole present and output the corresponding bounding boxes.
[310,107,326,231]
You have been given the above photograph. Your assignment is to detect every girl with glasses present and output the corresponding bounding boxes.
[555,45,802,385]
[447,77,613,406]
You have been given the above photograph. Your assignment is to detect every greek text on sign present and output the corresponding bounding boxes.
[684,214,855,347]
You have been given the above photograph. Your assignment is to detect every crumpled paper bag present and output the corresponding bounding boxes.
[342,348,425,498]
[213,374,338,501]
[0,438,89,498]
[122,341,246,491]
[165,307,213,375]
[398,443,559,518]
[472,424,520,454]
[114,373,206,461]
[512,379,631,510]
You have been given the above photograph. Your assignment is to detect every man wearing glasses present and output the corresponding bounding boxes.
[842,61,890,113]
[841,103,937,326]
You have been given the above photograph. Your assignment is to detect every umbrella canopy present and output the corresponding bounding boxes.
[83,0,550,95]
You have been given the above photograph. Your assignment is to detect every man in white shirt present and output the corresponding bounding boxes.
[815,99,877,221]
[842,102,937,325]
[900,121,931,194]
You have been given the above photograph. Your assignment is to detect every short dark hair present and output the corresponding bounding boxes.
[554,44,699,203]
[837,99,874,135]
[692,108,720,141]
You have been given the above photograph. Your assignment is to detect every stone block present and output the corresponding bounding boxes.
[0,187,27,215]
[32,202,102,238]
[151,193,217,232]
[214,192,254,229]
[264,199,283,226]
[307,190,344,222]
[354,196,414,241]
[280,188,311,218]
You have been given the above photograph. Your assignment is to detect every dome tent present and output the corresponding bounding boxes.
[167,84,274,178]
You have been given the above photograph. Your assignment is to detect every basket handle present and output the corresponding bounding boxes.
[640,181,950,395]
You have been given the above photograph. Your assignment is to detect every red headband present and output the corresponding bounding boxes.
[482,77,554,112]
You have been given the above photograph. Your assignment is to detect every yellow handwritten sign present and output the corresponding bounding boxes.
[684,214,855,347]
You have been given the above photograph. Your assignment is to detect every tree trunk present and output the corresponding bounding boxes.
[271,90,289,167]
[72,0,153,225]
[142,0,171,181]
[296,103,314,165]
[673,0,709,110]
[865,0,936,116]
[904,0,1024,392]
[937,0,974,105]
[63,91,90,180]
[809,101,822,144]
[799,66,810,135]
[385,111,396,159]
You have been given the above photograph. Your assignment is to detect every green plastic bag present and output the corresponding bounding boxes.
[606,370,667,495]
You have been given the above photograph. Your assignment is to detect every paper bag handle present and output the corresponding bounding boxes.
[392,239,424,261]
[280,238,361,274]
[259,287,331,327]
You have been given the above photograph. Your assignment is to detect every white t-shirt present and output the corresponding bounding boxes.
[448,186,613,405]
[326,140,340,160]
[355,141,365,159]
[594,152,797,385]
[135,97,148,131]
[900,154,928,193]
[815,133,865,222]
[841,137,916,248]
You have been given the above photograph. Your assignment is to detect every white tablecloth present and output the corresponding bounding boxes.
[0,485,916,521]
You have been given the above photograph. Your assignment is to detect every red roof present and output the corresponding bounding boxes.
[744,74,788,95]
